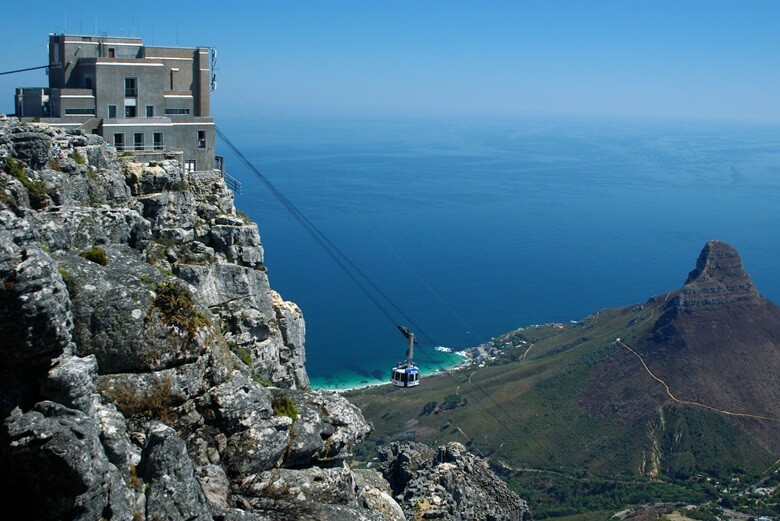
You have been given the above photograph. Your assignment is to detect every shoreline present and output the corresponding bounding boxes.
[311,349,473,393]
[309,322,573,393]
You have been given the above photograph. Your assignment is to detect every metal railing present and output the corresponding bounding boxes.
[224,171,242,194]
[114,144,172,152]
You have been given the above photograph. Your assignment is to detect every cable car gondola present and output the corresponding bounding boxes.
[391,325,420,387]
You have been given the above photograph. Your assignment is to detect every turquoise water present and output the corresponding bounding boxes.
[221,116,780,390]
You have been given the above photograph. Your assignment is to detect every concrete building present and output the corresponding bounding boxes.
[15,33,218,172]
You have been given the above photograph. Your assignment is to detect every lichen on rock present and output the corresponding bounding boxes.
[0,116,528,520]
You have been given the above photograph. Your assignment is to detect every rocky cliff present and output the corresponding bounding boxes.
[380,442,531,521]
[0,116,527,520]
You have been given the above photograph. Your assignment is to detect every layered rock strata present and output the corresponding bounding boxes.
[0,117,382,520]
[0,116,528,520]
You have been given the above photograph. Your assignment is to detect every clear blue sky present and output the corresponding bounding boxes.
[2,0,779,123]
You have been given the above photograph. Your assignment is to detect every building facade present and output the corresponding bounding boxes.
[15,34,217,171]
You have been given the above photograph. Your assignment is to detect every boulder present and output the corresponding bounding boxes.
[380,441,532,521]
[5,401,136,520]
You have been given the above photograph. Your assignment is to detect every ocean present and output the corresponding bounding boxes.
[220,116,780,390]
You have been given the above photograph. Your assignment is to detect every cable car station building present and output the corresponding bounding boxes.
[15,33,217,172]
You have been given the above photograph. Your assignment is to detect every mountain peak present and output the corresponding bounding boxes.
[679,240,761,309]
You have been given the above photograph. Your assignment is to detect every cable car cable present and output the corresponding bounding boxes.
[214,116,436,345]
[0,64,52,76]
[216,127,436,344]
[216,127,524,444]
[351,208,487,347]
[215,123,534,465]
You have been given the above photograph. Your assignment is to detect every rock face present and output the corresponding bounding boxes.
[380,442,531,521]
[653,240,770,341]
[679,240,763,309]
[0,117,525,520]
[0,117,369,520]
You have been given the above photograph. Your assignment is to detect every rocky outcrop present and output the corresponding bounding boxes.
[0,117,381,520]
[0,116,527,520]
[679,240,763,309]
[652,240,772,342]
[380,442,531,520]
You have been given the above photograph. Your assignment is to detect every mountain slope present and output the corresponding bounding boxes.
[583,241,780,458]
[349,241,780,485]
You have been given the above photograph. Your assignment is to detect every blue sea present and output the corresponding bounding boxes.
[220,116,780,390]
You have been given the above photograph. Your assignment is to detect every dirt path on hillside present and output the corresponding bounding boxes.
[616,338,780,423]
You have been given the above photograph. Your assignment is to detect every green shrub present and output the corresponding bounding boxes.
[101,376,175,422]
[152,280,206,338]
[235,345,252,366]
[272,392,299,421]
[5,157,24,178]
[252,374,274,387]
[5,157,46,196]
[169,179,189,192]
[80,245,108,266]
[236,209,252,224]
[443,394,462,409]
[420,401,438,416]
[71,151,86,165]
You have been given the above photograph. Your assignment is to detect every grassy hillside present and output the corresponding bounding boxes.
[346,299,778,518]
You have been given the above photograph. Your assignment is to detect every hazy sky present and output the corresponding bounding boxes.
[2,0,779,123]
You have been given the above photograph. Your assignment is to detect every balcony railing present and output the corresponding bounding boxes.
[114,144,168,152]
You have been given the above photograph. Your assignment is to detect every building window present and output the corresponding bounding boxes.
[134,133,144,151]
[170,68,178,90]
[197,130,206,148]
[124,77,138,98]
[153,132,164,151]
[84,75,93,89]
[108,48,116,58]
[146,105,154,118]
[185,160,196,172]
[164,108,190,115]
[125,105,137,118]
[114,133,125,151]
[108,105,117,118]
[64,107,96,115]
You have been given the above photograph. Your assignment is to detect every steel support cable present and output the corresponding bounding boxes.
[0,64,52,76]
[216,126,523,447]
[346,214,522,434]
[216,127,438,344]
[216,126,531,469]
[351,209,487,347]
